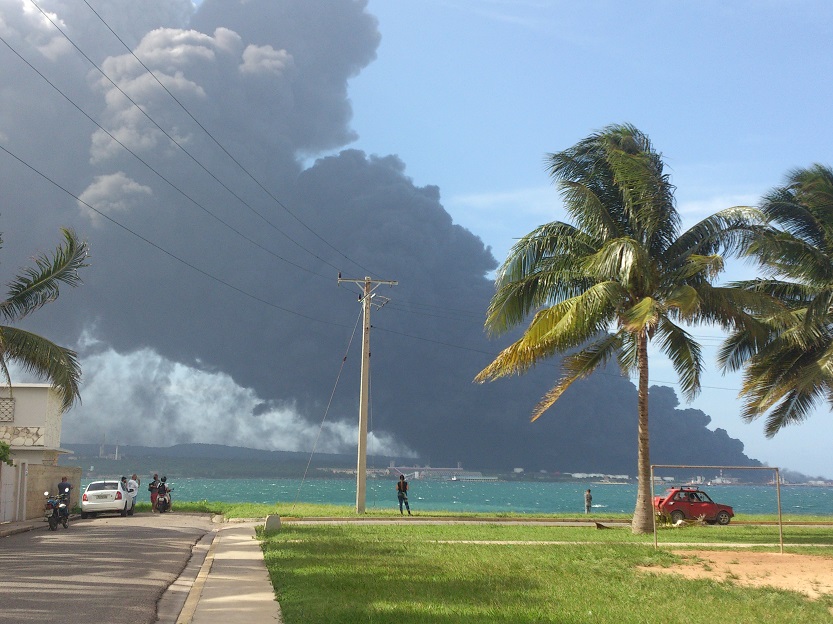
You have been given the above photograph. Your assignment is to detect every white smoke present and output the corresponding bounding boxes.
[61,344,415,458]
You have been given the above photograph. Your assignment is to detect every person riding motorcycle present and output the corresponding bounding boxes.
[156,476,172,512]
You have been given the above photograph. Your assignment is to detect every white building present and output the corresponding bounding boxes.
[0,384,80,522]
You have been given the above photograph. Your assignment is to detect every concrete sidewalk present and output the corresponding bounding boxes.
[175,522,282,624]
[1,516,282,624]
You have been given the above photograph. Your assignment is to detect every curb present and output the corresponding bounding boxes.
[0,522,42,538]
[175,530,219,624]
[0,513,80,538]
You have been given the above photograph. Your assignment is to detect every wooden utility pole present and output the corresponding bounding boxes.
[337,274,397,513]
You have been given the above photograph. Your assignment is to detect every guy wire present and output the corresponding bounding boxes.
[291,307,363,511]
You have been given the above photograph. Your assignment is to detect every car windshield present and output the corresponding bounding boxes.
[87,482,119,492]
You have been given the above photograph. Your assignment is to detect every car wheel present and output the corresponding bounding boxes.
[121,507,128,517]
[48,516,58,531]
[716,510,731,525]
[128,506,135,516]
[670,510,685,523]
[81,512,88,519]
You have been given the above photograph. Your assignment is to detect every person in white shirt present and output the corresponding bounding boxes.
[127,474,140,510]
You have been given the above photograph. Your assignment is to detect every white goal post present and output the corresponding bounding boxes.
[650,464,784,553]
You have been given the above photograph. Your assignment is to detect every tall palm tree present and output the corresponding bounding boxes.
[475,124,760,533]
[719,164,833,437]
[0,227,89,412]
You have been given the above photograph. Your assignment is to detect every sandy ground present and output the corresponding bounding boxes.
[639,550,833,600]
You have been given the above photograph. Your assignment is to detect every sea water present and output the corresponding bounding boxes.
[133,478,833,516]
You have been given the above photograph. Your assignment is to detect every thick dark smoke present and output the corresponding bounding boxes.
[0,0,758,473]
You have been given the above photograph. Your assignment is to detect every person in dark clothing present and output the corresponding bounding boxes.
[56,476,72,501]
[584,489,592,514]
[396,475,411,515]
[148,473,160,511]
[156,476,171,511]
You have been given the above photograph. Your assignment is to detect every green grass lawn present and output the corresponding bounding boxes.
[257,520,833,624]
[133,500,833,524]
[136,500,833,622]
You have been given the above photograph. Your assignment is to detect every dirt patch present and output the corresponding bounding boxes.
[639,550,833,599]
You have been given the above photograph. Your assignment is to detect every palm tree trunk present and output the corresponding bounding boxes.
[632,329,654,534]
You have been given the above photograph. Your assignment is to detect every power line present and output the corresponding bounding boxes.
[0,141,347,328]
[26,0,351,277]
[0,31,336,282]
[5,4,750,400]
[29,0,377,279]
[78,0,377,278]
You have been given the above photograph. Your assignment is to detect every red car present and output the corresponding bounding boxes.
[653,486,734,525]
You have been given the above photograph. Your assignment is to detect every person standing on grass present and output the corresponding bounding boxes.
[148,473,160,511]
[585,489,592,514]
[396,475,411,515]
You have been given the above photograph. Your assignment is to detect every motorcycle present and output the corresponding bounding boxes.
[44,491,69,530]
[155,487,173,513]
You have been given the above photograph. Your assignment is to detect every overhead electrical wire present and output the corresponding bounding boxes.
[0,141,348,328]
[291,307,363,512]
[7,4,748,400]
[28,0,376,280]
[10,2,496,322]
[0,32,333,282]
[76,0,378,279]
[26,0,358,279]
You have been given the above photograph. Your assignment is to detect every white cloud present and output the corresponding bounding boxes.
[239,44,292,75]
[77,171,152,226]
[58,346,415,458]
[17,0,72,60]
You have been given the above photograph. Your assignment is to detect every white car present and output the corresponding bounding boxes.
[81,480,135,519]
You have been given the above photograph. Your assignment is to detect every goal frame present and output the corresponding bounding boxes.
[650,464,783,553]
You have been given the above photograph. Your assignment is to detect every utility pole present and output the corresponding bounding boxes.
[338,274,398,513]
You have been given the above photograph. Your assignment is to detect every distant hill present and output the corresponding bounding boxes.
[60,442,408,479]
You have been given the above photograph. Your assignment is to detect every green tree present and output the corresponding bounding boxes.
[0,228,89,412]
[0,440,11,466]
[719,164,833,437]
[475,124,759,533]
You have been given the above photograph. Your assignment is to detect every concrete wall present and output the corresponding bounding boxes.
[25,465,81,520]
[0,384,76,521]
[0,384,63,454]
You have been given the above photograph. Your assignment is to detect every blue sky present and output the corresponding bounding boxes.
[346,0,833,477]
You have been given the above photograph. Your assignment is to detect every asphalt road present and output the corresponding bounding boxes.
[0,512,213,624]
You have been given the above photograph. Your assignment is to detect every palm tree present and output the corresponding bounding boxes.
[719,164,833,437]
[475,124,760,533]
[0,228,89,412]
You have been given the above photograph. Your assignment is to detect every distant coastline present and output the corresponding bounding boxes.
[59,442,829,485]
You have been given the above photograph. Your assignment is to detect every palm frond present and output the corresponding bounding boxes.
[654,317,703,400]
[0,229,89,323]
[600,125,678,254]
[620,296,662,333]
[477,283,623,382]
[530,334,623,422]
[616,332,638,375]
[662,284,699,317]
[582,237,653,290]
[0,326,81,411]
[667,205,765,260]
[557,181,621,242]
